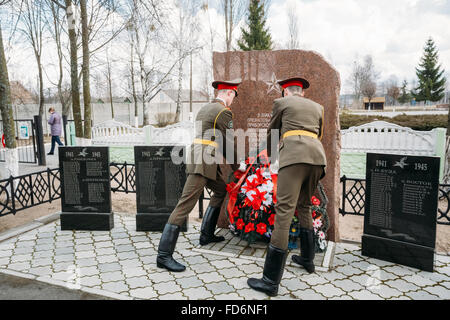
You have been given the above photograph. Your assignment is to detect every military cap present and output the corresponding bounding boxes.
[277,77,310,90]
[212,79,242,97]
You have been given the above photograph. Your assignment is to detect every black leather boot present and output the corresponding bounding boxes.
[292,228,315,273]
[247,244,287,297]
[199,206,225,246]
[156,224,186,272]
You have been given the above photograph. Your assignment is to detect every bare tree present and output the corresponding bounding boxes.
[46,0,72,116]
[287,2,300,49]
[171,0,202,123]
[361,80,377,110]
[15,0,46,117]
[221,0,247,51]
[80,0,92,140]
[0,1,18,178]
[105,48,114,120]
[386,79,400,106]
[51,0,125,142]
[347,54,379,105]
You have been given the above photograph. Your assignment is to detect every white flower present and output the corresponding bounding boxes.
[313,219,323,229]
[257,182,273,194]
[318,231,326,240]
[262,194,273,207]
[246,190,256,201]
[261,169,271,179]
[238,161,247,172]
[246,174,258,184]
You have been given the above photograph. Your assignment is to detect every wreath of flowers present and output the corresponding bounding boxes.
[226,153,329,253]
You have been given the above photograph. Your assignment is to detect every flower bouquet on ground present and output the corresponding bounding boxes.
[226,150,329,252]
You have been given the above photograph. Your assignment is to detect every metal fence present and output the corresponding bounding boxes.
[0,119,38,164]
[2,166,450,226]
[0,163,136,217]
[340,176,450,226]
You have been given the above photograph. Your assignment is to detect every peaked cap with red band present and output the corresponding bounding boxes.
[212,79,242,97]
[277,77,310,90]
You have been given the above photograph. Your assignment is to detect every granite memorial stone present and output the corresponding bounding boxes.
[213,50,341,241]
[59,146,113,230]
[362,153,439,272]
[135,146,187,231]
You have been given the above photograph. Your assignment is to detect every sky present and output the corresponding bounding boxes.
[265,0,450,93]
[2,0,450,97]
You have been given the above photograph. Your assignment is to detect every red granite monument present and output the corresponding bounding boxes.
[213,50,341,242]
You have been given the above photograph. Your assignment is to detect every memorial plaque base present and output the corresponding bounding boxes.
[60,212,114,231]
[362,234,434,272]
[136,213,188,232]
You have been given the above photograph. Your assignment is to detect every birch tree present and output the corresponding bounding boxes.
[15,0,46,117]
[0,0,18,179]
[287,2,300,49]
[221,0,247,51]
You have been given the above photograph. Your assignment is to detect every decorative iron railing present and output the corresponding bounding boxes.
[340,176,450,226]
[0,168,61,217]
[1,167,449,226]
[110,162,136,194]
[0,163,136,217]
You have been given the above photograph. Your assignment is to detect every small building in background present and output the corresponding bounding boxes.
[363,97,385,110]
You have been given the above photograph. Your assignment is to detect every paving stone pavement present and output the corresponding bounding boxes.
[0,214,449,300]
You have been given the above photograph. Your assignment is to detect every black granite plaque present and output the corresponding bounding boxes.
[135,146,187,231]
[362,153,439,272]
[59,146,113,231]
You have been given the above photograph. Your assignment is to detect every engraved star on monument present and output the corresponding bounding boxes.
[155,147,165,157]
[265,73,281,94]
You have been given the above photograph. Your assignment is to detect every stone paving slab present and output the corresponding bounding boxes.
[192,228,335,273]
[0,213,449,300]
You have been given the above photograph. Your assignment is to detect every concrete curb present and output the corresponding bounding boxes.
[0,268,133,300]
[0,212,61,243]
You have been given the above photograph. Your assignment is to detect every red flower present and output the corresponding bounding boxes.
[242,175,263,193]
[244,223,255,233]
[234,170,244,180]
[236,219,245,230]
[226,182,237,195]
[250,189,267,211]
[256,223,267,235]
[312,210,317,218]
[268,214,275,226]
[311,196,320,206]
[232,207,240,217]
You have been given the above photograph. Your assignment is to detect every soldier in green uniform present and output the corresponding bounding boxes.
[248,77,327,296]
[157,79,241,272]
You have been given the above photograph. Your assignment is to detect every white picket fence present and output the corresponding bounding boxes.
[91,120,145,146]
[91,119,194,146]
[92,119,444,157]
[341,121,440,156]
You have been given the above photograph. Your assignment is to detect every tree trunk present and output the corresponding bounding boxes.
[175,55,183,123]
[51,1,70,117]
[224,0,229,51]
[37,55,45,117]
[80,0,92,140]
[0,26,18,179]
[65,0,83,138]
[107,62,114,120]
[130,37,138,127]
[443,106,450,184]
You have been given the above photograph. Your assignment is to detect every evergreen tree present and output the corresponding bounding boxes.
[237,0,272,51]
[398,80,411,104]
[414,37,446,102]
